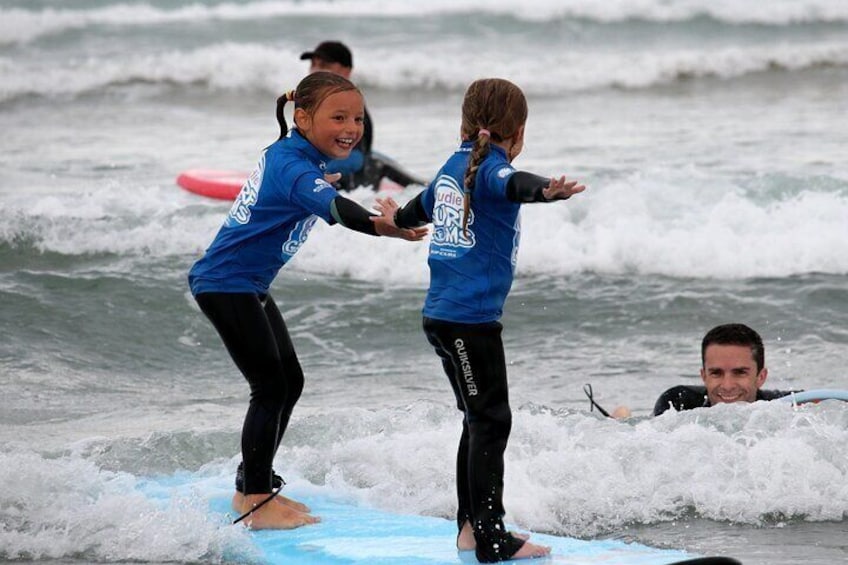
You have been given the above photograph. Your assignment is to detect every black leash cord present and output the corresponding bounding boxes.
[583,383,612,418]
[232,486,282,525]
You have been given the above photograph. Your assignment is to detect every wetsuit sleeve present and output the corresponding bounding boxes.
[505,171,554,203]
[653,385,708,416]
[330,195,379,236]
[393,191,429,229]
[757,389,797,401]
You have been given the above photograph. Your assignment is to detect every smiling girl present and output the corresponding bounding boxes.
[188,71,426,530]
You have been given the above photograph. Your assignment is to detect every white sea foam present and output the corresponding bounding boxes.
[2,0,848,46]
[2,399,844,561]
[289,400,848,534]
[3,172,846,280]
[0,448,253,562]
[2,36,847,103]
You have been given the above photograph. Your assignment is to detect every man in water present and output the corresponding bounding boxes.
[299,40,426,191]
[612,323,793,418]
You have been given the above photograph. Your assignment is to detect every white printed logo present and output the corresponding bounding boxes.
[225,154,265,227]
[281,216,318,260]
[313,178,332,193]
[497,166,514,179]
[511,213,521,269]
[430,174,474,259]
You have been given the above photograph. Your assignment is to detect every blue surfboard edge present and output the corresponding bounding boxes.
[137,472,733,565]
[779,388,848,404]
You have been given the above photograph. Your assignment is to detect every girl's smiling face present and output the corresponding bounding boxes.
[295,89,364,159]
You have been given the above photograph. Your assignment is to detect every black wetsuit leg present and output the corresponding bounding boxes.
[425,321,473,531]
[423,317,524,563]
[195,292,304,495]
[261,294,304,450]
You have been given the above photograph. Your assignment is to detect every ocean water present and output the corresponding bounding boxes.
[1,1,847,564]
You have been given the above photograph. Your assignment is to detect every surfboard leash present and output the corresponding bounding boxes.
[232,485,283,525]
[583,383,612,418]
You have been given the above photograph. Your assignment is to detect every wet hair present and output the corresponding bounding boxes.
[701,323,765,372]
[460,78,528,233]
[275,71,360,140]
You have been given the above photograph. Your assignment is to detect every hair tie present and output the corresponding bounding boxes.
[478,128,491,138]
[285,89,296,102]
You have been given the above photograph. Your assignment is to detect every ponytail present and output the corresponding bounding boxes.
[275,89,296,140]
[462,128,492,235]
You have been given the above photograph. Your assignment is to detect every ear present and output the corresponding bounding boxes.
[756,367,768,388]
[515,124,525,143]
[507,124,526,161]
[294,107,311,132]
[699,367,707,385]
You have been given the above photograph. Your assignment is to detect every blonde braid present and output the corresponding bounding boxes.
[462,129,491,235]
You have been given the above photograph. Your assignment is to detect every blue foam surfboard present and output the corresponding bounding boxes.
[140,473,738,564]
[779,388,848,405]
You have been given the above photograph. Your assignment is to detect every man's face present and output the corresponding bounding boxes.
[309,57,351,79]
[700,344,768,405]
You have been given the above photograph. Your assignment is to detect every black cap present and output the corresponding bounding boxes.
[299,41,353,68]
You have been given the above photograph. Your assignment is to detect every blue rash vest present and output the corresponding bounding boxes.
[420,142,521,324]
[188,130,339,295]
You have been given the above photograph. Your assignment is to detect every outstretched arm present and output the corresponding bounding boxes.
[330,196,427,241]
[506,171,586,203]
[391,192,429,229]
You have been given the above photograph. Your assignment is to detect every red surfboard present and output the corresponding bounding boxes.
[176,169,248,200]
[177,153,425,201]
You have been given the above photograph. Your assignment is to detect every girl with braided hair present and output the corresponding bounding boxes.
[378,78,585,562]
[189,71,426,530]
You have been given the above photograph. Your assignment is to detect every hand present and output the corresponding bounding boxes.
[372,218,428,241]
[371,196,428,241]
[543,175,586,200]
[611,405,632,420]
[372,197,399,228]
[324,172,342,185]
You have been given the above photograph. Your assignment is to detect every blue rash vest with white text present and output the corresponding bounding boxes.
[420,142,520,324]
[188,130,338,295]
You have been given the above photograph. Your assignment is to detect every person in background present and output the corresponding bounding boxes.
[381,77,586,562]
[299,40,426,191]
[189,71,427,530]
[610,323,793,418]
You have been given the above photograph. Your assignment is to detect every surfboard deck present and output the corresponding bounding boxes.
[214,495,698,565]
[140,473,736,564]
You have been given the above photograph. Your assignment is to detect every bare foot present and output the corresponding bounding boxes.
[457,521,476,550]
[232,493,320,530]
[456,521,530,551]
[510,539,551,560]
[232,492,311,513]
[277,493,311,513]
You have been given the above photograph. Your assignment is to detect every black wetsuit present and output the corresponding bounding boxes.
[653,385,795,416]
[195,293,303,494]
[422,318,523,562]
